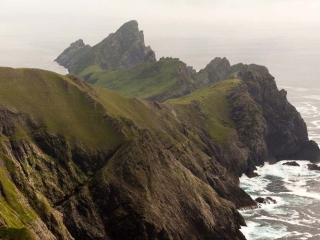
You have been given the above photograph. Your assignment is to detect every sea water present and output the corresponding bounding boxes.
[240,85,320,240]
[240,160,320,240]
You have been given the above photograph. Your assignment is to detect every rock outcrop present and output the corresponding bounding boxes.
[282,161,300,166]
[227,69,320,175]
[54,39,91,74]
[307,163,320,171]
[203,57,231,82]
[55,20,156,75]
[255,197,277,205]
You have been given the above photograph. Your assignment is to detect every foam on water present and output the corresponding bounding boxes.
[296,103,319,119]
[278,86,308,92]
[304,95,320,101]
[240,221,289,240]
[240,161,320,239]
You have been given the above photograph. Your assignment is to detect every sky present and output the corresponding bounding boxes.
[2,0,320,25]
[1,0,320,88]
[2,0,320,49]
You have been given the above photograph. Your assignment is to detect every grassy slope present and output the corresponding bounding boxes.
[0,167,37,240]
[0,67,240,146]
[0,67,124,149]
[0,67,241,238]
[0,67,131,238]
[80,58,189,100]
[167,79,241,144]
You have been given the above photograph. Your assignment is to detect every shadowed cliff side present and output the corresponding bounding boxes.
[0,65,318,239]
[0,67,252,239]
[236,70,320,162]
[227,70,320,175]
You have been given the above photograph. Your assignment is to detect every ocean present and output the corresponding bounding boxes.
[1,18,320,240]
[240,84,320,240]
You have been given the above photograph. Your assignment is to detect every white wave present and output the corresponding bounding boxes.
[286,231,315,240]
[240,160,320,239]
[240,173,272,195]
[240,221,289,240]
[304,95,320,101]
[296,103,319,118]
[278,86,308,92]
[284,187,320,201]
[256,216,312,228]
[309,120,320,130]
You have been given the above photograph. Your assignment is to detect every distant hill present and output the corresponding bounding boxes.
[56,20,273,102]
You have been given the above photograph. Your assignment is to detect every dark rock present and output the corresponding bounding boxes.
[255,196,277,205]
[56,20,156,74]
[282,161,300,167]
[307,163,320,171]
[255,197,265,203]
[54,39,91,73]
[204,57,231,83]
[246,171,260,178]
[227,70,320,170]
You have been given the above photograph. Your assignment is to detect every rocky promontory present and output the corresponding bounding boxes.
[0,20,318,240]
[55,20,156,75]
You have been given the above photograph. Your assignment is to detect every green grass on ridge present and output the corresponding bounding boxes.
[81,58,187,100]
[167,79,241,144]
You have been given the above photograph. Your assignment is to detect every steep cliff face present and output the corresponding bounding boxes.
[236,70,319,162]
[0,67,252,239]
[54,39,91,74]
[55,20,156,75]
[0,65,318,239]
[226,70,320,175]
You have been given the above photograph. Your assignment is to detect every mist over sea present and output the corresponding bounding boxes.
[1,17,320,239]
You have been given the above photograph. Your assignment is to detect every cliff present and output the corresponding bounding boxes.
[55,22,274,103]
[0,67,249,239]
[0,65,318,239]
[55,20,156,75]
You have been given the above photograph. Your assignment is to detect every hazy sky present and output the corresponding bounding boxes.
[2,0,320,24]
[2,0,320,48]
[1,0,320,85]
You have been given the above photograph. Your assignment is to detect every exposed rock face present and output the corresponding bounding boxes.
[0,68,252,239]
[54,39,91,73]
[307,163,320,171]
[227,70,320,175]
[55,20,156,74]
[58,130,247,240]
[255,197,277,205]
[204,57,231,82]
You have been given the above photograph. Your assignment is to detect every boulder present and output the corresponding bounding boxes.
[282,161,300,167]
[307,163,320,171]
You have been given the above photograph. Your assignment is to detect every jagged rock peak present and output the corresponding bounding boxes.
[206,57,231,68]
[117,20,139,32]
[204,57,231,82]
[54,39,91,71]
[55,20,156,74]
[71,39,86,47]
